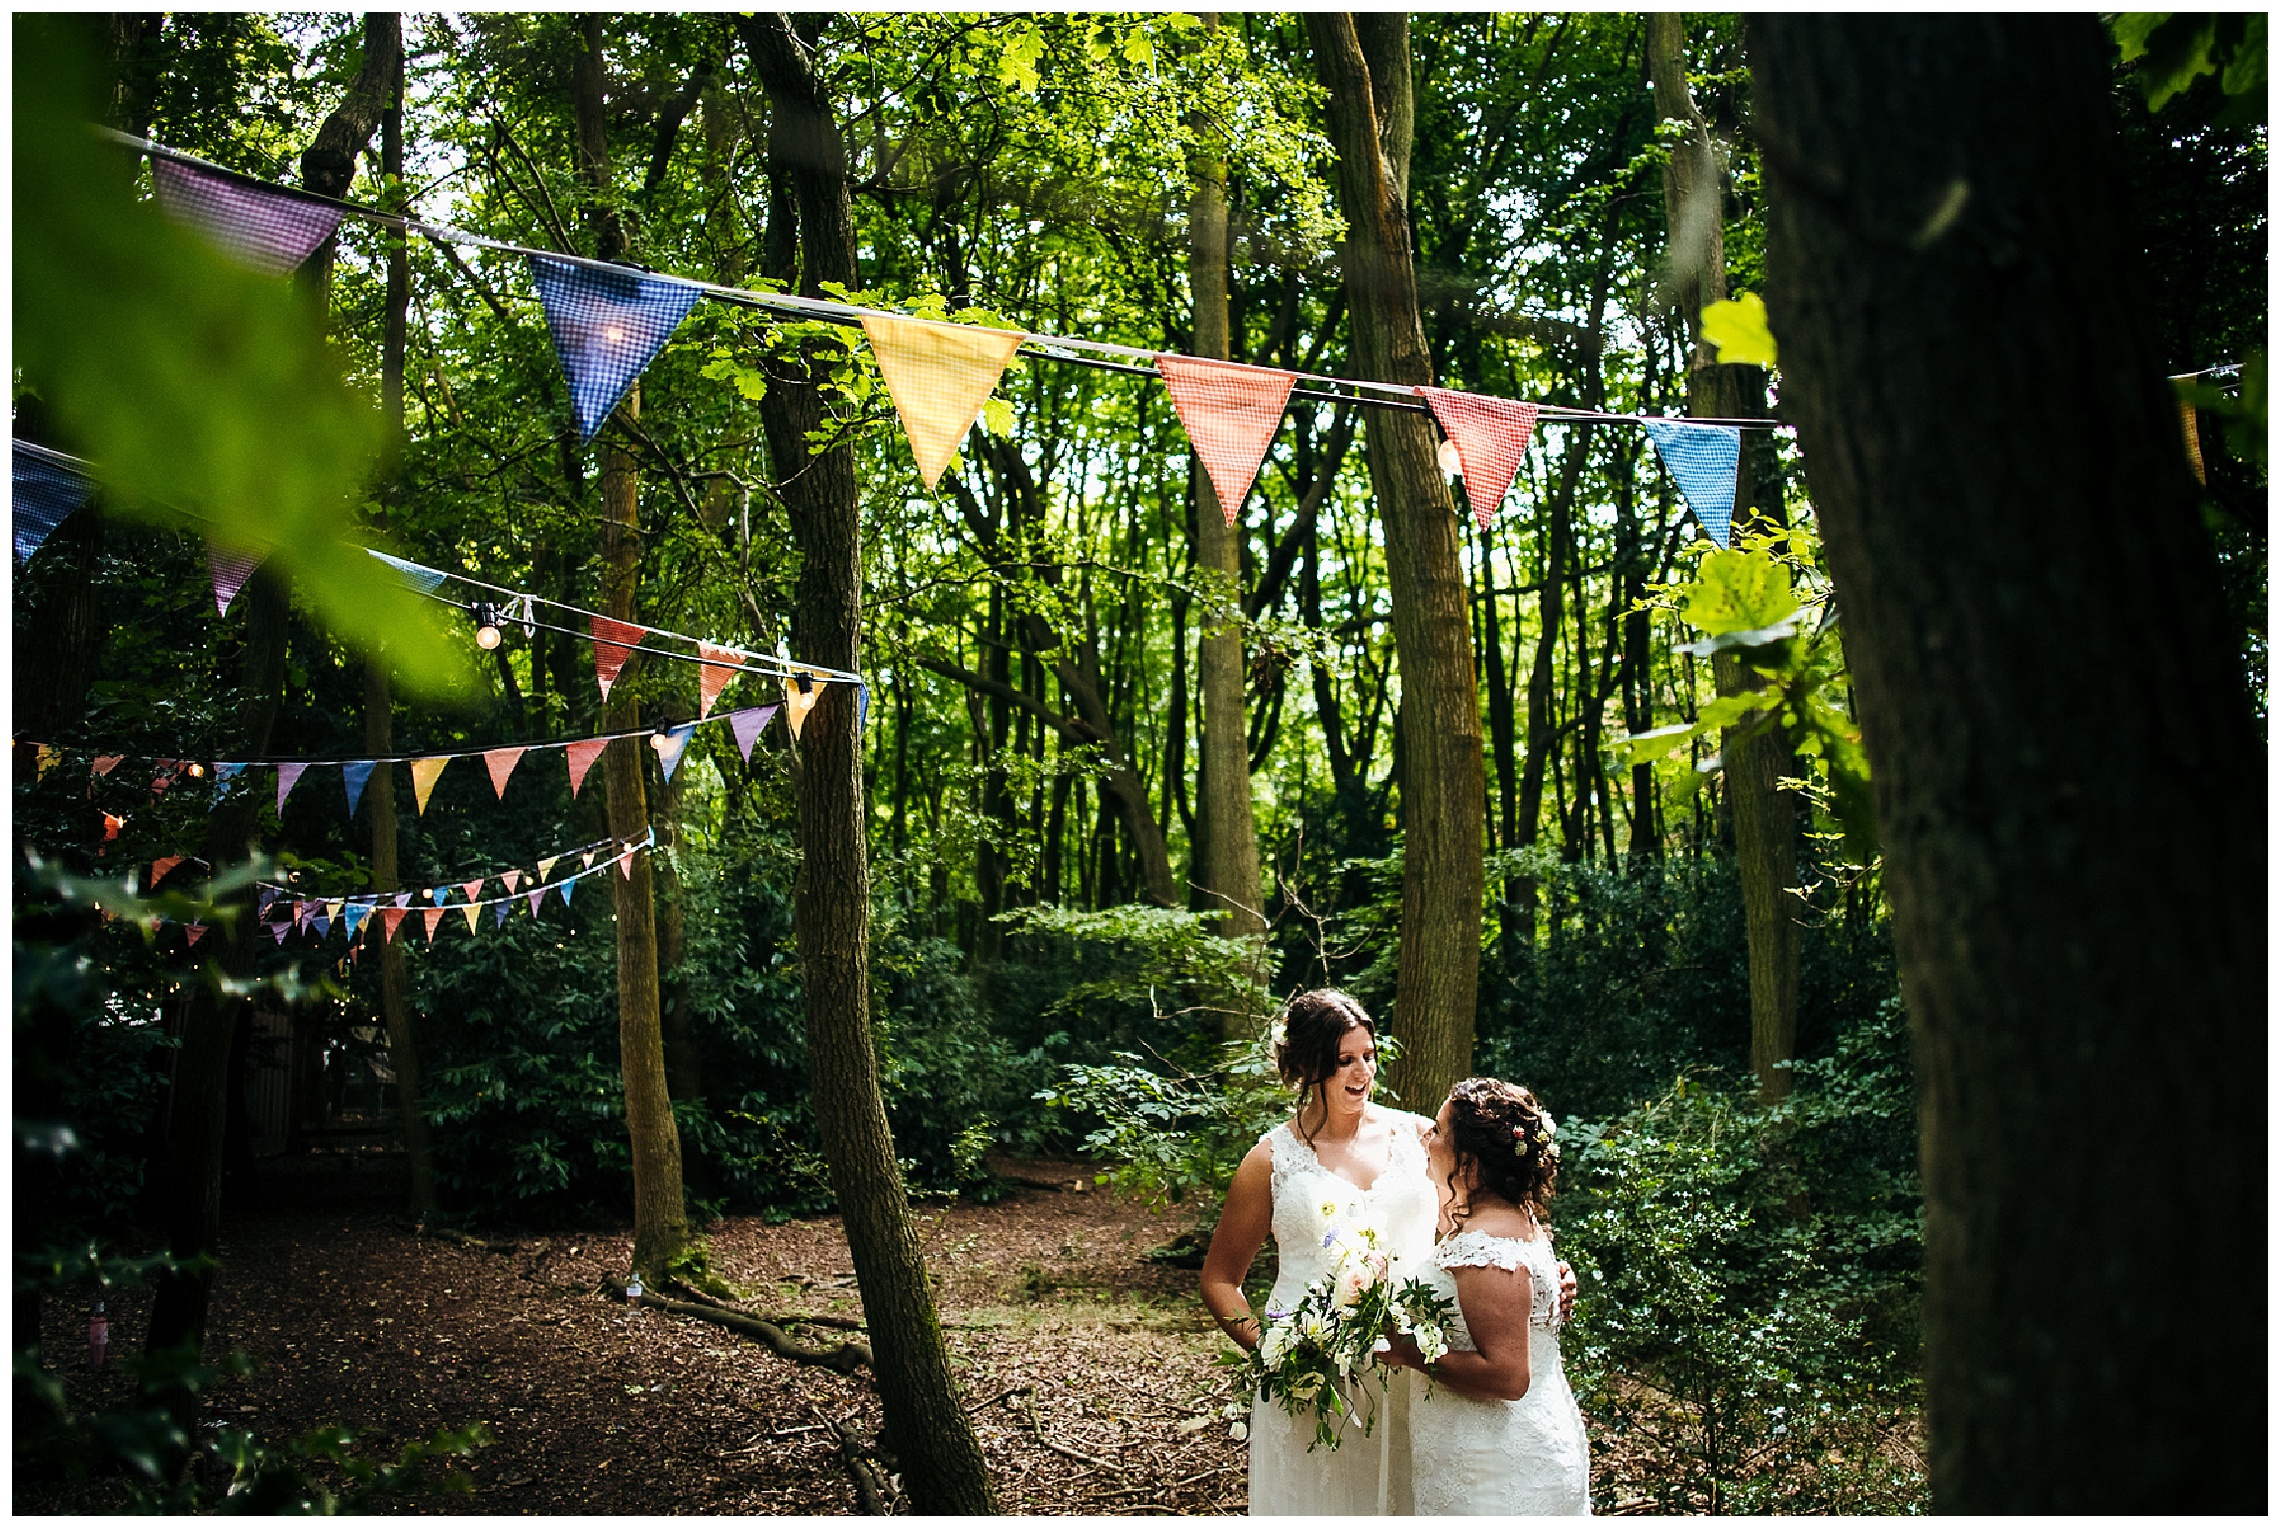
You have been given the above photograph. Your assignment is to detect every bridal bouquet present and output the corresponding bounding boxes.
[1225,1204,1457,1451]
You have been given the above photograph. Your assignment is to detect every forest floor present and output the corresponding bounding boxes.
[22,1153,1255,1515]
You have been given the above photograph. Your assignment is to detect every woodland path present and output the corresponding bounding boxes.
[24,1157,1254,1515]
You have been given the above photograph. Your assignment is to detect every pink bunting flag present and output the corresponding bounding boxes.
[1155,354,1297,526]
[391,892,413,909]
[184,923,207,948]
[565,738,608,799]
[1418,388,1540,529]
[526,888,546,917]
[460,878,485,905]
[150,759,185,796]
[276,762,308,814]
[501,870,523,893]
[617,846,637,879]
[89,755,124,796]
[484,746,525,799]
[150,855,185,886]
[591,617,642,700]
[730,704,778,763]
[209,543,265,616]
[379,908,409,944]
[581,851,598,870]
[422,908,446,942]
[697,643,746,719]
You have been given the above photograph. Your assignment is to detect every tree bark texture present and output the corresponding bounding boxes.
[569,21,690,1282]
[1650,14,1800,1101]
[1750,14,2264,1511]
[742,12,996,1514]
[1308,13,1483,1110]
[1186,26,1266,954]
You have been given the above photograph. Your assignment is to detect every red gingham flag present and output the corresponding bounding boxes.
[1156,355,1296,526]
[591,617,641,700]
[1419,388,1539,530]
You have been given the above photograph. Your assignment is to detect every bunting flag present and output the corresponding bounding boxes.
[1155,354,1297,526]
[460,878,485,905]
[591,617,641,701]
[325,899,345,922]
[369,550,449,595]
[101,812,126,843]
[150,759,186,796]
[91,754,125,785]
[276,762,308,814]
[484,746,525,799]
[730,704,776,763]
[697,643,744,719]
[581,851,598,870]
[270,923,290,945]
[379,907,409,943]
[493,900,512,929]
[617,846,637,879]
[1419,389,1540,529]
[151,156,343,277]
[307,913,332,940]
[528,255,704,443]
[391,892,412,909]
[13,442,95,564]
[430,886,450,906]
[783,677,820,742]
[656,722,698,782]
[460,903,482,935]
[409,756,448,814]
[537,855,563,881]
[558,877,576,909]
[859,314,1029,489]
[526,887,546,917]
[565,739,608,799]
[1641,419,1741,549]
[342,760,375,817]
[422,907,446,942]
[184,923,208,948]
[342,903,370,942]
[150,855,185,886]
[209,543,265,616]
[501,870,523,893]
[212,762,247,797]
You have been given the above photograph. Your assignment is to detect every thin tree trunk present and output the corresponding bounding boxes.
[1651,13,1800,1101]
[741,13,995,1513]
[1752,15,2263,1511]
[1188,15,1265,963]
[1308,13,1484,1108]
[573,14,690,1282]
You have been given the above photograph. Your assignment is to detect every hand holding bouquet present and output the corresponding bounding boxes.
[1224,1205,1456,1451]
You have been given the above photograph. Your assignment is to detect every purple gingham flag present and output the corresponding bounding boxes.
[1642,419,1741,549]
[209,542,266,616]
[152,157,343,277]
[13,442,94,564]
[527,255,703,442]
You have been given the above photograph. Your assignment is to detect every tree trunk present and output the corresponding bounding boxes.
[1187,14,1265,963]
[1650,13,1800,1101]
[145,13,396,1371]
[1750,14,2264,1511]
[572,13,690,1282]
[1307,13,1483,1109]
[369,22,436,1219]
[741,13,995,1514]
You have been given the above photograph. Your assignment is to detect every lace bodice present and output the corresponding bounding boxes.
[1433,1228,1566,1338]
[1262,1110,1439,1315]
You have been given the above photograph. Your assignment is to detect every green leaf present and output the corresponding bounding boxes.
[1678,549,1797,637]
[1700,292,1778,369]
[980,396,1015,438]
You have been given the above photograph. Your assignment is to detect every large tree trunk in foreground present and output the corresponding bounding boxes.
[1751,14,2264,1511]
[1650,13,1800,1102]
[572,14,690,1283]
[1187,14,1265,970]
[1308,13,1483,1109]
[742,12,995,1514]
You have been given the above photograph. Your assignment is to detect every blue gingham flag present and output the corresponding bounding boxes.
[1642,419,1741,549]
[527,255,703,442]
[13,442,94,564]
[152,157,343,277]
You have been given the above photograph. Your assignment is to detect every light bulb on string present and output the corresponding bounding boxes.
[649,732,668,752]
[470,602,503,650]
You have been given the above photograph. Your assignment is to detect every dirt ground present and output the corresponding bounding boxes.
[21,1155,1257,1515]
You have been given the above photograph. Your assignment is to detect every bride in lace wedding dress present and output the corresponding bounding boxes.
[1384,1077,1593,1515]
[1198,991,1438,1515]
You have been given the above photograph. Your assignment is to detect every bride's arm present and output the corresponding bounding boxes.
[1198,1142,1275,1351]
[1400,1263,1534,1402]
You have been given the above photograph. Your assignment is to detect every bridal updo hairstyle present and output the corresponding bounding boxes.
[1273,989,1375,1141]
[1442,1077,1559,1224]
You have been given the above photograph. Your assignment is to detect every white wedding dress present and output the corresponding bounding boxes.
[1408,1228,1593,1515]
[1247,1109,1439,1517]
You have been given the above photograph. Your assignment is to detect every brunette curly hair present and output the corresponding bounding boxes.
[1272,989,1375,1142]
[1441,1076,1560,1226]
